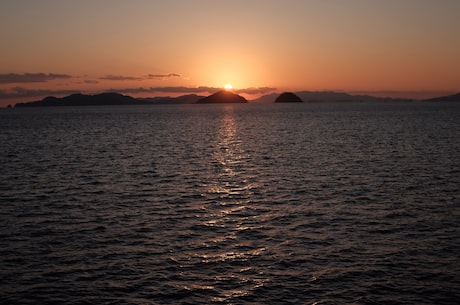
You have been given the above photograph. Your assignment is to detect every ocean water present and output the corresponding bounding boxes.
[1,102,459,304]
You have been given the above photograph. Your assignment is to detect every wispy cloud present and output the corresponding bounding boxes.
[0,86,215,99]
[0,72,183,85]
[100,75,143,81]
[0,87,80,99]
[98,73,182,81]
[0,73,73,84]
[147,73,181,79]
[115,86,276,95]
[83,79,99,84]
[115,86,217,94]
[236,87,277,95]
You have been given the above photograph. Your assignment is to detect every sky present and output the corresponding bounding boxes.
[1,0,459,106]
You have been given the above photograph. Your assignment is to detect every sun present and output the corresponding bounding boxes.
[224,83,233,90]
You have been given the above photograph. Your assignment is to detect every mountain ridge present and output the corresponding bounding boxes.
[12,91,460,107]
[251,91,415,103]
[424,93,460,102]
[14,92,148,107]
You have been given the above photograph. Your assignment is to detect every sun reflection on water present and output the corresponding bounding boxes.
[195,105,267,301]
[205,105,253,198]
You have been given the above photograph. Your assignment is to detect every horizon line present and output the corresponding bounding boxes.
[6,89,460,108]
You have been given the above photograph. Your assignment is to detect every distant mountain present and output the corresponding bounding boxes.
[250,93,278,103]
[425,93,460,102]
[251,90,412,103]
[15,89,454,108]
[294,91,401,103]
[197,90,248,104]
[274,92,303,103]
[15,93,207,107]
[139,94,204,104]
[15,92,149,107]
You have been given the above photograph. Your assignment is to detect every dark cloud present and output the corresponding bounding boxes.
[235,87,277,95]
[0,86,216,100]
[115,86,276,95]
[98,73,182,81]
[114,86,218,94]
[0,73,73,84]
[147,73,181,79]
[100,75,143,81]
[0,87,79,99]
[83,79,99,84]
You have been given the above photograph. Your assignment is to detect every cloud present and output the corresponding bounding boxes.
[83,79,99,84]
[0,73,74,84]
[235,87,277,95]
[0,87,80,99]
[100,75,143,81]
[147,73,181,79]
[115,86,276,95]
[0,86,216,99]
[98,73,182,81]
[0,72,183,86]
[114,86,217,94]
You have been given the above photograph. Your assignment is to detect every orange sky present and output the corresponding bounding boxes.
[1,0,459,106]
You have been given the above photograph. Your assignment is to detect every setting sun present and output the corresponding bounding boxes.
[0,1,459,108]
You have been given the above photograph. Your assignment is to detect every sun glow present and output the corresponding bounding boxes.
[224,83,233,90]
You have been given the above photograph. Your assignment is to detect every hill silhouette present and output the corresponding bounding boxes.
[251,91,413,103]
[274,92,303,103]
[138,94,204,104]
[13,90,458,108]
[15,92,149,107]
[15,93,207,107]
[250,93,278,103]
[196,90,248,104]
[425,93,460,102]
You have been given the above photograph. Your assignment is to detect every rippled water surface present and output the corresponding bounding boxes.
[1,102,459,304]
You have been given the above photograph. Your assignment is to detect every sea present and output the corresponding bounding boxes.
[1,102,459,304]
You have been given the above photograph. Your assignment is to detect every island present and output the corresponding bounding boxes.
[196,90,248,104]
[11,90,459,108]
[274,92,303,103]
[14,92,150,107]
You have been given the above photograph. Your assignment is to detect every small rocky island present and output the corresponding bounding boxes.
[196,90,248,104]
[274,92,303,103]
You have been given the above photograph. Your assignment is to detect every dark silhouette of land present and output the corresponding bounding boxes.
[14,92,149,107]
[12,90,460,107]
[138,94,204,104]
[14,93,206,107]
[274,92,303,103]
[196,90,248,104]
[253,91,414,103]
[425,93,460,102]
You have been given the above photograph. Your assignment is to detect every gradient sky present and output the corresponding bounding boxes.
[1,0,459,106]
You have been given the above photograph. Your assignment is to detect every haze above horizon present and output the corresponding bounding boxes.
[1,0,459,107]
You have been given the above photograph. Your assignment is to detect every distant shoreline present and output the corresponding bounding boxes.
[10,91,460,108]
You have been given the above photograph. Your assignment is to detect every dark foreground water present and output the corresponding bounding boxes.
[1,102,459,304]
